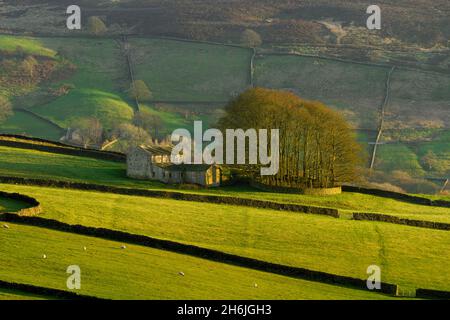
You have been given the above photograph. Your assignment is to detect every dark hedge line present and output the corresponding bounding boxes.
[0,176,339,218]
[0,213,398,296]
[416,288,450,300]
[0,134,126,162]
[353,213,450,231]
[0,280,104,300]
[0,191,42,216]
[343,185,450,208]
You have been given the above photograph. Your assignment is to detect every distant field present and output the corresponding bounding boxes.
[2,184,449,292]
[375,144,426,177]
[129,38,252,102]
[0,223,391,300]
[254,55,389,129]
[29,38,134,129]
[385,69,450,130]
[1,146,449,221]
[0,110,64,141]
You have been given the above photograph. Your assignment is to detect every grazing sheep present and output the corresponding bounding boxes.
[179,271,185,276]
[254,283,258,288]
[121,245,127,249]
[2,224,9,229]
[42,254,47,259]
[83,246,87,251]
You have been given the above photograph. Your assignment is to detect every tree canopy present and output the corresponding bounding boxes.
[129,80,152,102]
[218,88,363,188]
[240,29,262,48]
[87,16,108,35]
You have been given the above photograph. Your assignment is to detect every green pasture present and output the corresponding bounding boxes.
[27,38,134,129]
[0,110,64,141]
[0,145,449,220]
[1,184,449,293]
[129,38,252,102]
[253,55,389,129]
[0,223,392,300]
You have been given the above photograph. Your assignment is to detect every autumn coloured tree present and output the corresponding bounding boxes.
[240,29,263,48]
[219,88,363,188]
[87,16,108,35]
[129,80,153,102]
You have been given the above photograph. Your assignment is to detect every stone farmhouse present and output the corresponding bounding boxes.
[127,145,222,187]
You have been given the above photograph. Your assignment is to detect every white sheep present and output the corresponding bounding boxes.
[179,271,185,276]
[42,254,47,259]
[2,224,9,229]
[121,245,127,249]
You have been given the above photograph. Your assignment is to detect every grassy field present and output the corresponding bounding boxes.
[1,183,449,292]
[129,38,252,102]
[386,69,450,130]
[0,222,393,300]
[254,55,389,130]
[0,144,447,216]
[28,38,134,129]
[375,144,426,177]
[0,110,64,141]
[0,195,28,213]
[0,145,449,220]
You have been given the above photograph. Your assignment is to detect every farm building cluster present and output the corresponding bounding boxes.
[127,145,222,187]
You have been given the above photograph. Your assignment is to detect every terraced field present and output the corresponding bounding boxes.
[129,38,252,102]
[0,142,449,300]
[0,222,392,300]
[1,145,449,222]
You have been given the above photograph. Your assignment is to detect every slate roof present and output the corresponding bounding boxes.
[139,145,172,156]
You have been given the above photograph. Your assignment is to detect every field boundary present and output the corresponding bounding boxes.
[353,213,450,231]
[0,279,104,300]
[2,176,449,231]
[0,176,339,217]
[370,66,396,169]
[2,136,448,209]
[14,108,66,133]
[0,135,126,162]
[0,191,42,216]
[0,212,398,297]
[342,185,450,208]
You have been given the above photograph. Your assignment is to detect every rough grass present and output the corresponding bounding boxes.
[386,69,450,129]
[0,146,449,221]
[375,144,426,177]
[254,55,389,129]
[129,38,252,102]
[0,222,392,300]
[29,38,134,129]
[2,184,449,292]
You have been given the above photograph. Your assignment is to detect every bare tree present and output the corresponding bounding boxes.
[0,96,13,123]
[72,118,103,148]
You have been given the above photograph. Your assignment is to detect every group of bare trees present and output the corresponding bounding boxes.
[219,88,363,188]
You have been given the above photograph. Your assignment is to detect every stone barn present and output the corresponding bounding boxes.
[127,145,222,187]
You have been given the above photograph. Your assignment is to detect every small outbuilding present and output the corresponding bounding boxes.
[127,145,222,187]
